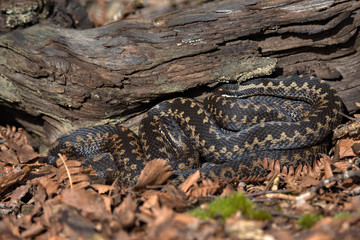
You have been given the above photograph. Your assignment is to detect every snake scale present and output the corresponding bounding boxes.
[47,76,343,185]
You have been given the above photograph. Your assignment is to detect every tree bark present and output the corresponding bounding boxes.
[0,0,359,148]
[0,0,93,33]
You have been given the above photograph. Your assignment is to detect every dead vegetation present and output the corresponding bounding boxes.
[1,0,360,239]
[1,112,360,239]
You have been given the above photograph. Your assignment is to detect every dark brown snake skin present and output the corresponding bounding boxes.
[47,76,343,185]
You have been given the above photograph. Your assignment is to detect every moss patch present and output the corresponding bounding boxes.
[188,192,271,221]
[298,213,323,229]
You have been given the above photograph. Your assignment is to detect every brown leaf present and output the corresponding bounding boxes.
[299,175,320,188]
[49,204,101,239]
[139,194,160,222]
[0,165,34,194]
[337,138,360,159]
[62,189,110,217]
[54,156,90,190]
[65,174,90,184]
[113,194,137,228]
[187,178,220,198]
[323,156,334,180]
[31,182,47,216]
[0,125,39,163]
[147,207,175,232]
[351,143,360,157]
[178,170,201,194]
[173,213,199,225]
[0,217,21,238]
[57,166,84,183]
[8,184,30,207]
[134,159,174,190]
[220,184,235,197]
[20,222,45,239]
[56,159,82,168]
[0,149,19,164]
[68,180,91,190]
[39,177,59,197]
[91,184,112,194]
[17,145,39,163]
[157,185,192,211]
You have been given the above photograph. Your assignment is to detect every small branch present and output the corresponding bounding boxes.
[269,211,300,219]
[245,189,291,198]
[59,154,73,189]
[296,170,360,204]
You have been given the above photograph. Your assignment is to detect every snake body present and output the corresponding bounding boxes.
[48,76,343,185]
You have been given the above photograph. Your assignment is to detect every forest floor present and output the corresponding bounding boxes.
[1,1,360,239]
[0,116,360,239]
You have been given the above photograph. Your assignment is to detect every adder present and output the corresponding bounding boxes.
[47,75,343,185]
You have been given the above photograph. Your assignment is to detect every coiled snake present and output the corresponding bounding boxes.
[47,76,343,185]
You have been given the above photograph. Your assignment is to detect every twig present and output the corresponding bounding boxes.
[264,193,296,201]
[245,189,291,198]
[296,169,360,204]
[339,112,355,120]
[269,211,300,219]
[108,176,119,197]
[58,154,73,189]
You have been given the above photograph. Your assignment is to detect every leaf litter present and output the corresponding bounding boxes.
[0,121,360,239]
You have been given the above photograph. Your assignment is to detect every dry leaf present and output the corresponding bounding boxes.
[54,156,90,190]
[20,221,45,238]
[220,184,235,197]
[134,159,174,190]
[91,184,113,194]
[62,188,110,218]
[299,176,320,188]
[0,125,39,164]
[39,177,59,197]
[0,149,19,164]
[50,204,100,239]
[187,178,220,198]
[8,184,31,206]
[179,170,201,194]
[113,194,137,228]
[337,138,360,159]
[351,143,360,157]
[0,166,34,194]
[157,185,192,210]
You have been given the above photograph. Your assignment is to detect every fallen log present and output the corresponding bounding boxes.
[0,0,359,148]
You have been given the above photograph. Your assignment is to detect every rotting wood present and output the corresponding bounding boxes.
[0,0,359,148]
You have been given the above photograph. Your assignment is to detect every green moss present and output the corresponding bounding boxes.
[187,192,271,221]
[298,213,323,229]
[334,212,352,220]
[275,205,282,212]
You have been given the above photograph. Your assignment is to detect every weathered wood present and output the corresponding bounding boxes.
[0,0,93,33]
[0,0,359,147]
